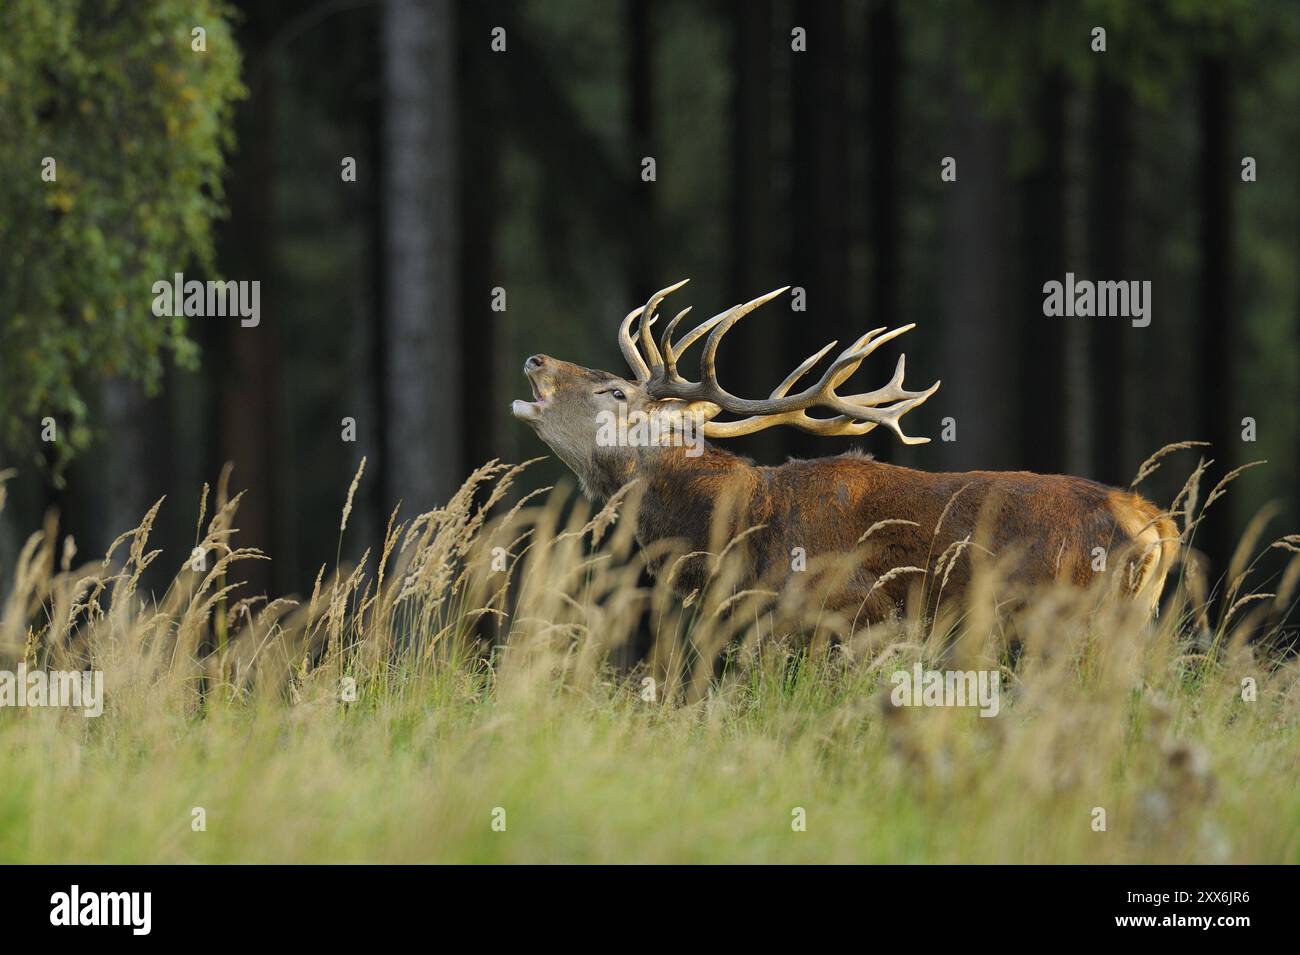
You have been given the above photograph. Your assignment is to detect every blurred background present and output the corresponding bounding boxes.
[1,0,1298,602]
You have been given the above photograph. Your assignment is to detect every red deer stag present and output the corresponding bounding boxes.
[512,281,1177,622]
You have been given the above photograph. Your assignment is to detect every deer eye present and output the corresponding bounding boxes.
[607,388,626,401]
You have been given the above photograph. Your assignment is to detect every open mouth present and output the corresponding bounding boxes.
[512,369,551,422]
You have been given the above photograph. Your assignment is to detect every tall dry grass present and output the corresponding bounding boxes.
[0,446,1297,863]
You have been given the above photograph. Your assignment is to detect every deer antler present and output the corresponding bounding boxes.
[619,282,940,444]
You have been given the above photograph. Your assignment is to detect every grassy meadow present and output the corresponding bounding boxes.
[0,450,1298,864]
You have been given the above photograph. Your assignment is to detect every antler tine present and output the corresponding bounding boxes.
[672,309,731,356]
[818,329,885,390]
[855,322,917,361]
[639,312,661,368]
[845,354,935,405]
[659,307,692,378]
[637,279,690,375]
[618,306,651,381]
[855,381,942,443]
[771,340,838,399]
[699,287,791,384]
[817,324,916,390]
[733,326,886,405]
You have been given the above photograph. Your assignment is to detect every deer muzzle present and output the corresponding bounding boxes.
[512,356,553,422]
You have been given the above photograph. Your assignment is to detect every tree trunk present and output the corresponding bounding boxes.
[382,0,461,512]
[866,0,903,463]
[786,0,848,462]
[214,2,279,597]
[1195,55,1236,579]
[1017,70,1068,475]
[458,0,500,472]
[1087,77,1132,485]
[100,378,151,538]
[726,0,781,461]
[626,0,655,299]
[340,39,385,560]
[936,56,1014,472]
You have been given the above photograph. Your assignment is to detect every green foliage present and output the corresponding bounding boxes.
[0,0,244,465]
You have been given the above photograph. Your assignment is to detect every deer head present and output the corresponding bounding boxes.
[513,280,941,497]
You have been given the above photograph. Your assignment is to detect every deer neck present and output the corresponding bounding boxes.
[625,442,758,552]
